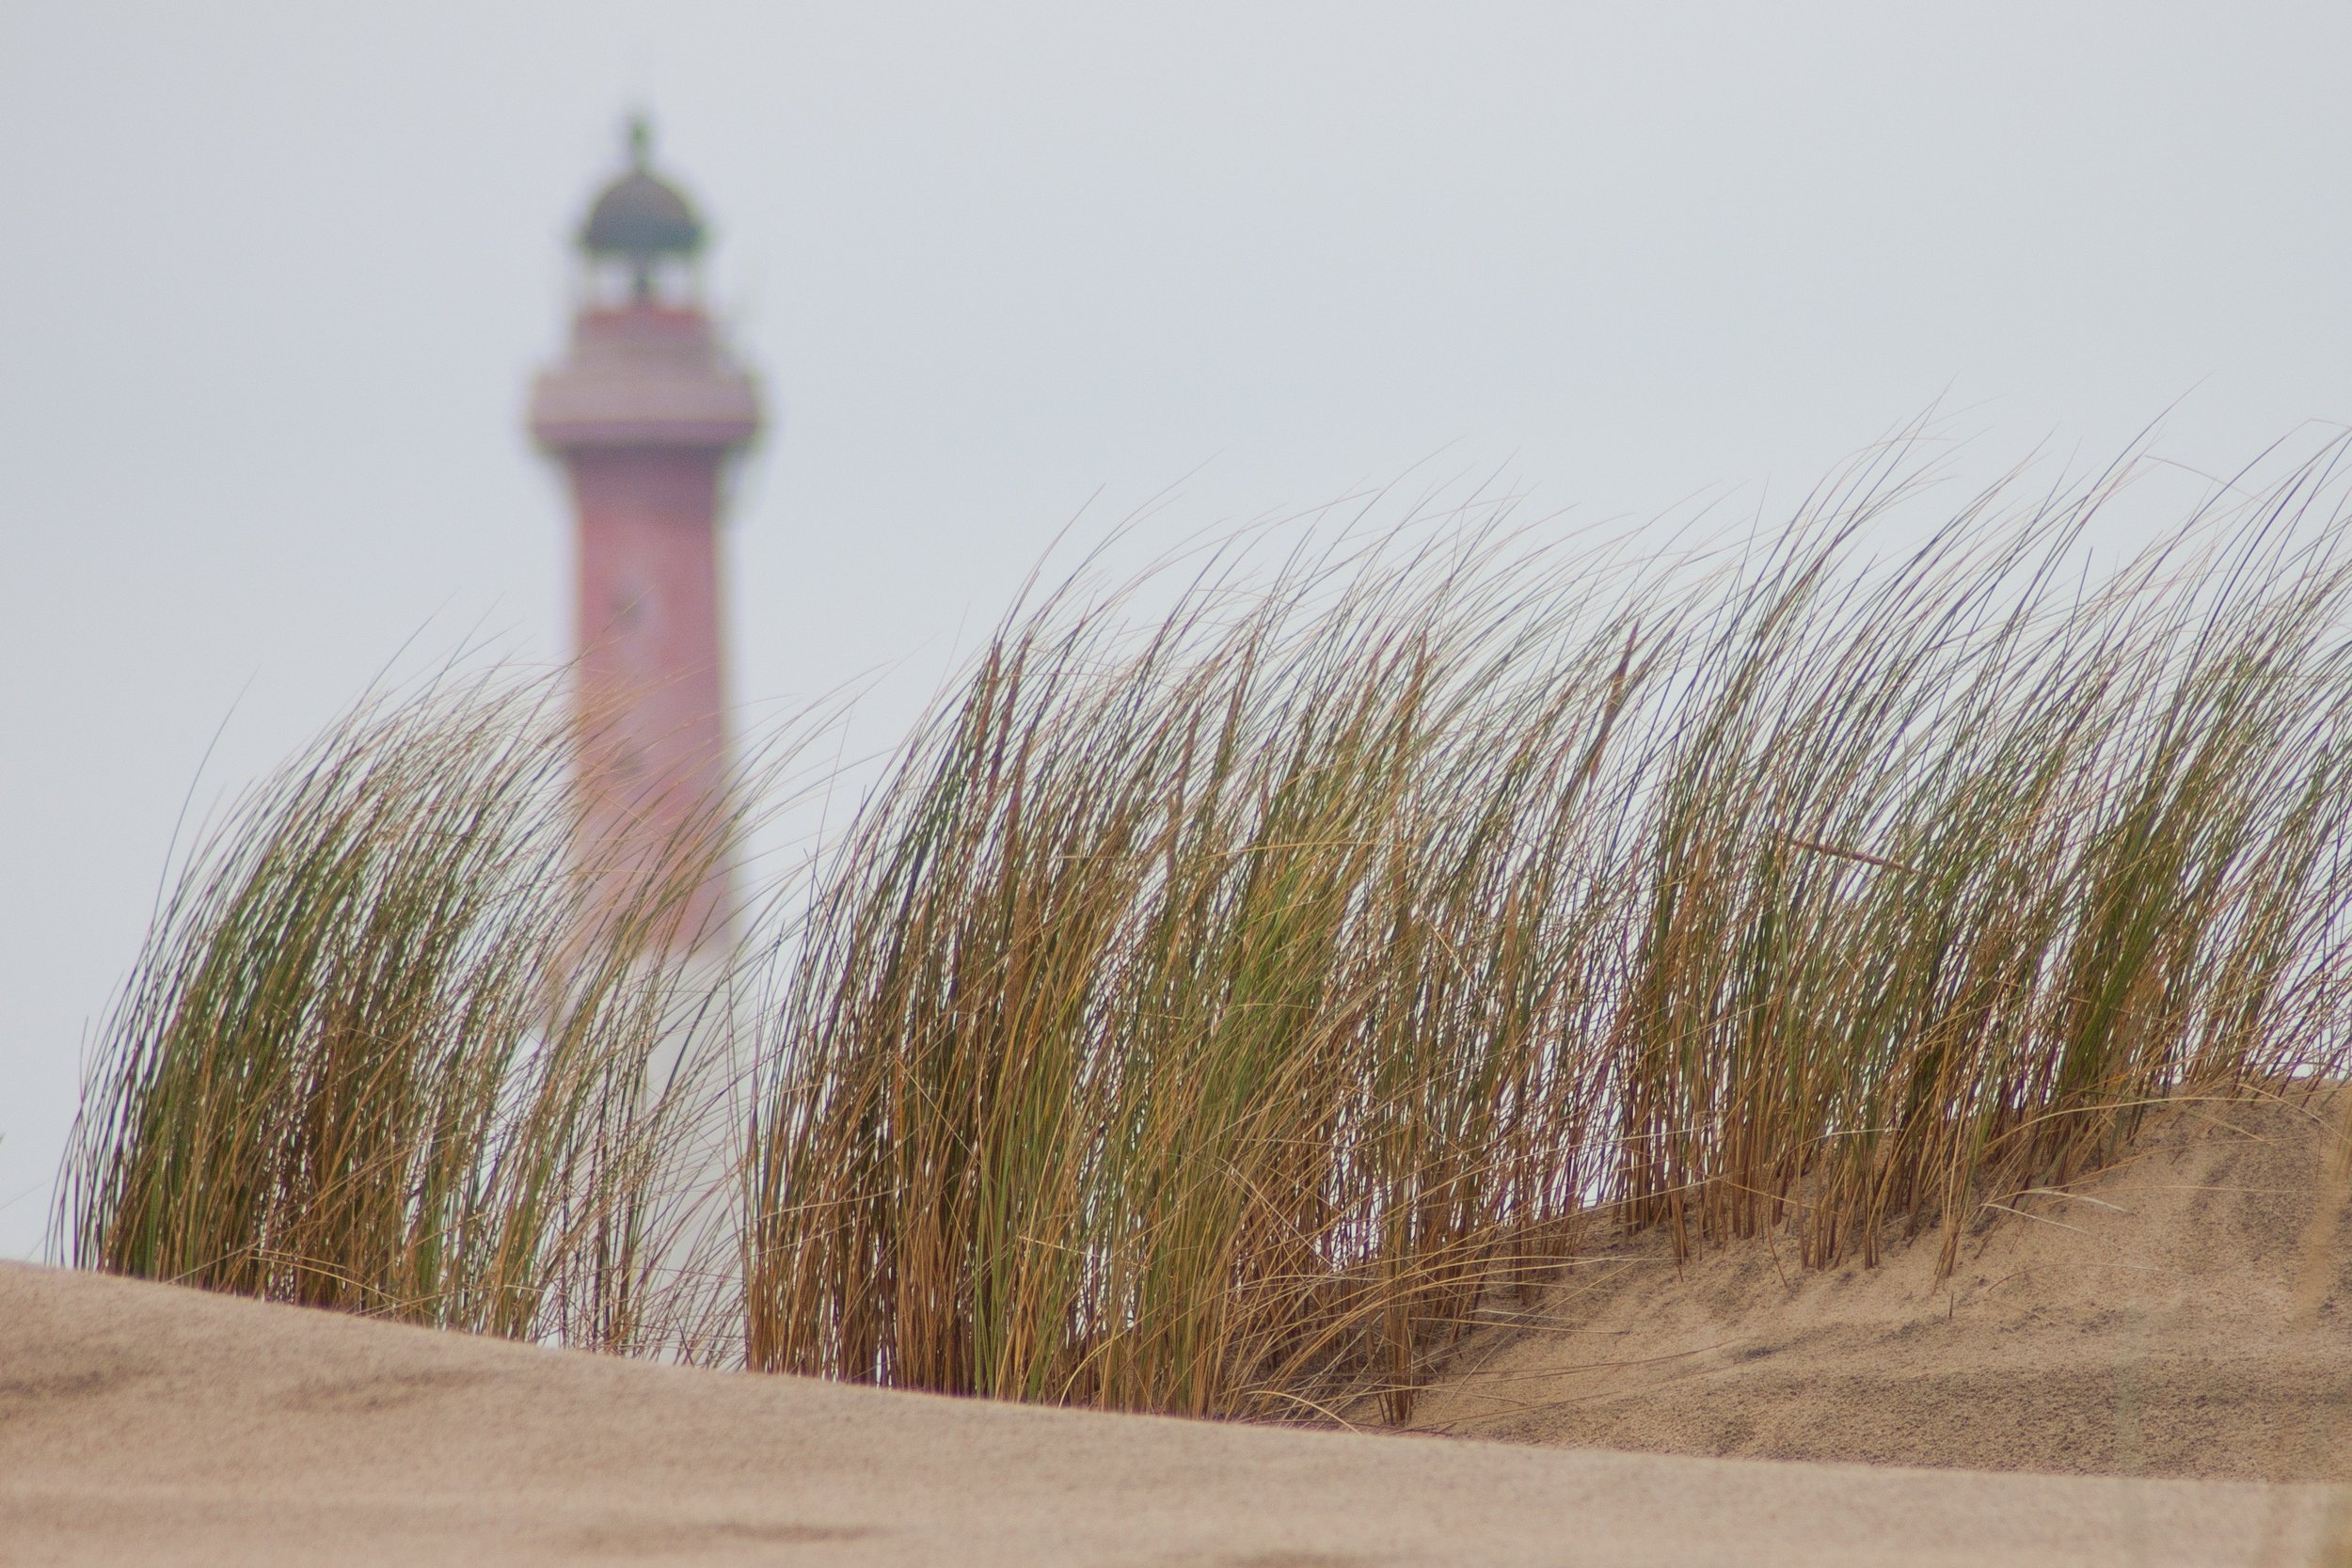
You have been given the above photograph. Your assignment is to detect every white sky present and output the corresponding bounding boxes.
[4,1,2349,1257]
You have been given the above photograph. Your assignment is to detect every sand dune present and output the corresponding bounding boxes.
[2,1255,2347,1566]
[1407,1093,2352,1482]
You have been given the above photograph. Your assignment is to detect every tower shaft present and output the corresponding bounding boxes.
[531,289,760,947]
[565,443,731,940]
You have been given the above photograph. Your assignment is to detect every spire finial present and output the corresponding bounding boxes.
[626,113,652,170]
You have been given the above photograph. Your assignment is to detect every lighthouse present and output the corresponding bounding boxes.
[529,119,762,949]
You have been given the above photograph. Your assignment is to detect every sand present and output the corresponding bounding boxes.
[9,1092,2352,1563]
[1,1259,2346,1565]
[1406,1093,2352,1482]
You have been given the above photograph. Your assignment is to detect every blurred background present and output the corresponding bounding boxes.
[4,0,2348,1259]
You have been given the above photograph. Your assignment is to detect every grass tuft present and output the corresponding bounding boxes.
[59,672,743,1354]
[63,437,2352,1425]
[742,441,2352,1419]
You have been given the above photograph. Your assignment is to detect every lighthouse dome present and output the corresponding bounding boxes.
[579,119,704,259]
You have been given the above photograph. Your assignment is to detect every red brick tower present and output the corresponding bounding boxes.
[529,119,762,948]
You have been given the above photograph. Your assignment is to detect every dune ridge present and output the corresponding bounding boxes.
[1406,1092,2352,1482]
[4,1250,2348,1566]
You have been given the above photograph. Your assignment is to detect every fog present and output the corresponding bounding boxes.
[4,0,2348,1257]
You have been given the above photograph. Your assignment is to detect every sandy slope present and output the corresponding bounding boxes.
[1,1262,2345,1566]
[1407,1093,2352,1482]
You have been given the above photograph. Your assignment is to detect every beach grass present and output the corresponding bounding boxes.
[63,436,2352,1423]
[58,673,743,1354]
[740,437,2352,1419]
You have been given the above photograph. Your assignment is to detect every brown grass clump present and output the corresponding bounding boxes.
[742,439,2352,1421]
[58,673,744,1354]
[59,436,2352,1429]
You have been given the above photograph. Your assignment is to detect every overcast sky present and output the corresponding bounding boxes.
[4,1,2349,1257]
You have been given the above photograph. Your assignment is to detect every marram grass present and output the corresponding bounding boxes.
[59,673,744,1355]
[62,438,2352,1425]
[740,441,2352,1420]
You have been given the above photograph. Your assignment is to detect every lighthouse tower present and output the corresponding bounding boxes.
[529,119,762,948]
